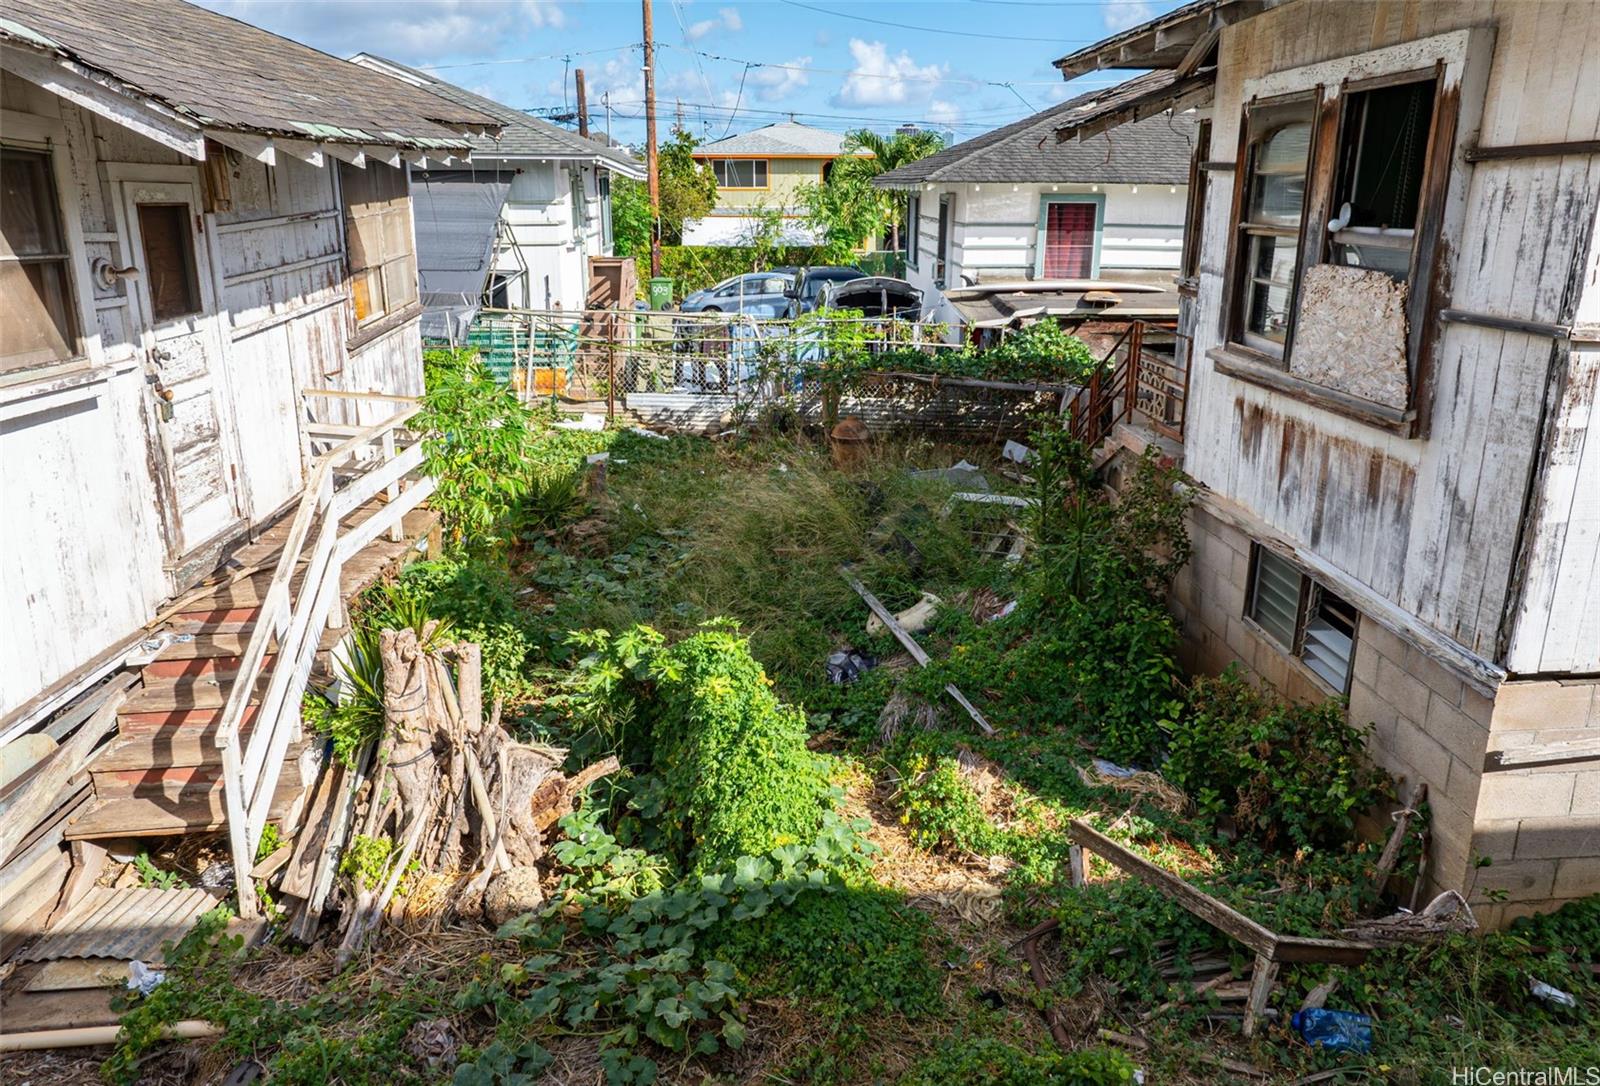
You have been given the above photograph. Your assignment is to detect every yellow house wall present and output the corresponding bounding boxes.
[702,157,829,210]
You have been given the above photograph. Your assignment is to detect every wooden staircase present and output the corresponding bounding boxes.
[65,502,439,843]
[62,395,439,915]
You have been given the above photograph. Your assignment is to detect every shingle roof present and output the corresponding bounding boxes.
[874,75,1197,188]
[0,0,499,149]
[693,121,863,158]
[350,55,645,179]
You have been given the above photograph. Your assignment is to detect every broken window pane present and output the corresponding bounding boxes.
[137,203,203,322]
[1,147,77,371]
[1329,78,1436,282]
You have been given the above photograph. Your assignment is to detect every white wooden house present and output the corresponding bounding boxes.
[1055,0,1600,925]
[874,91,1195,333]
[349,55,646,333]
[0,0,498,729]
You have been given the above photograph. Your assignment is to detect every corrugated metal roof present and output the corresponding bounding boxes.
[694,121,864,158]
[0,0,499,150]
[18,887,220,964]
[873,75,1197,188]
[349,54,645,178]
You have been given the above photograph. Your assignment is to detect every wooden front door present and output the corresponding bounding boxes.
[119,176,240,560]
[1043,201,1098,279]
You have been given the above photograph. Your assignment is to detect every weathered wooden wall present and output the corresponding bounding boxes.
[1185,0,1600,667]
[0,73,425,720]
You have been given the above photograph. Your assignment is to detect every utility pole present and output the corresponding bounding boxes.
[642,0,661,277]
[575,68,589,138]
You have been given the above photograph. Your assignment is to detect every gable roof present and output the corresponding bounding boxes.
[693,121,864,158]
[349,55,645,179]
[0,0,499,156]
[873,75,1197,188]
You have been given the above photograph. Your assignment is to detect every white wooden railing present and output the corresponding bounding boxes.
[218,390,435,917]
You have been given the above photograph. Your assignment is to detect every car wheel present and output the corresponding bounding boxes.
[701,305,721,313]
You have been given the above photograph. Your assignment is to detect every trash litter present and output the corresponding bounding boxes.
[825,648,877,684]
[1529,978,1577,1008]
[989,600,1018,622]
[127,960,165,995]
[199,861,235,891]
[585,451,610,464]
[911,460,991,491]
[1291,1008,1373,1053]
[630,427,669,440]
[1091,757,1139,779]
[866,592,941,638]
[1002,440,1034,464]
[554,414,606,431]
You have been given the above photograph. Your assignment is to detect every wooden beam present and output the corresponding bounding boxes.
[322,143,367,168]
[363,145,404,168]
[0,692,126,865]
[1484,734,1600,772]
[275,139,326,168]
[1067,821,1375,966]
[840,568,994,734]
[1464,139,1600,163]
[1439,308,1570,340]
[206,130,276,166]
[1,44,205,159]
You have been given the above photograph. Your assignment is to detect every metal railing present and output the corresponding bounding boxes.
[1066,320,1188,448]
[217,390,435,917]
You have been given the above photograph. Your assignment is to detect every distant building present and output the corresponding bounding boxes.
[352,55,645,332]
[684,121,870,247]
[874,90,1195,333]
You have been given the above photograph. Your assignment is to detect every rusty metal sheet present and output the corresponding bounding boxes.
[17,887,220,965]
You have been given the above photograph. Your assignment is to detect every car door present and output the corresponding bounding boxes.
[118,175,241,560]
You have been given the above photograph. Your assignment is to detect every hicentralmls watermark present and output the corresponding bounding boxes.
[1450,1069,1600,1086]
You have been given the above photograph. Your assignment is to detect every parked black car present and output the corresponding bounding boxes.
[783,266,865,317]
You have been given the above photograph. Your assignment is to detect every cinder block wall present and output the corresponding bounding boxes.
[1473,682,1600,927]
[1169,503,1492,907]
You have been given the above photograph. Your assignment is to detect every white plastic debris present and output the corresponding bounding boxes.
[1002,440,1034,464]
[586,452,610,465]
[1091,757,1140,779]
[1529,978,1577,1008]
[988,600,1018,622]
[631,426,669,440]
[127,960,165,995]
[555,414,606,431]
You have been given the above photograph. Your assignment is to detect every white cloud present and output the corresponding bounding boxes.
[927,99,962,125]
[749,56,811,101]
[1103,1,1157,32]
[832,39,946,107]
[685,5,742,41]
[197,0,565,59]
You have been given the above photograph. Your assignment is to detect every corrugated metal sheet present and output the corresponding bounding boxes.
[18,887,219,964]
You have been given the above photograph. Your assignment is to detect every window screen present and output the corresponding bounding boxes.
[711,159,767,188]
[1,147,78,372]
[341,162,417,325]
[137,204,202,322]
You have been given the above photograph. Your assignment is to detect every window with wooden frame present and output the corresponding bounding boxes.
[1245,544,1360,694]
[905,194,920,269]
[1179,119,1211,283]
[1,145,80,373]
[934,193,953,288]
[1231,96,1316,359]
[340,161,417,326]
[710,159,767,189]
[1325,74,1438,283]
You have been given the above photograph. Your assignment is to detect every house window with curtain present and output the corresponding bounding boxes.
[1231,97,1314,358]
[905,194,920,269]
[934,193,953,288]
[340,161,417,326]
[1,145,80,374]
[1040,198,1099,278]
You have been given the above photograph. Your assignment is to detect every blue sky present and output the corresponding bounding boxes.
[199,0,1183,145]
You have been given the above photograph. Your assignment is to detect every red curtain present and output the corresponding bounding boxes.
[1044,202,1096,278]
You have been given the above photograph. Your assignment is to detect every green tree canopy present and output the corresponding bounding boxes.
[611,127,720,262]
[798,128,946,255]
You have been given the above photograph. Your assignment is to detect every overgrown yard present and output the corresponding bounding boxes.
[94,352,1596,1086]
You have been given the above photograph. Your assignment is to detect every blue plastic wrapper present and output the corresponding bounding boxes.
[1291,1008,1373,1053]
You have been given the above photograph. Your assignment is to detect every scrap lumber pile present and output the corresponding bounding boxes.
[268,627,617,960]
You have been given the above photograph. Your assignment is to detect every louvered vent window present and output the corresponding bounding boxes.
[1245,544,1360,694]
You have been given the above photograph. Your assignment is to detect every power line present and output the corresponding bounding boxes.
[658,42,1090,88]
[418,43,641,71]
[777,0,1102,43]
[590,98,1027,132]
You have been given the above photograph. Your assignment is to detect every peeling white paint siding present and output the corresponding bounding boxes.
[0,72,425,719]
[1183,1,1600,664]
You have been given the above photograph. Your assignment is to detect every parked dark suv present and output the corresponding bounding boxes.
[783,266,865,317]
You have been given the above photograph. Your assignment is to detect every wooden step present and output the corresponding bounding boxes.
[64,776,300,840]
[117,705,258,735]
[118,670,269,715]
[91,727,304,772]
[156,622,264,658]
